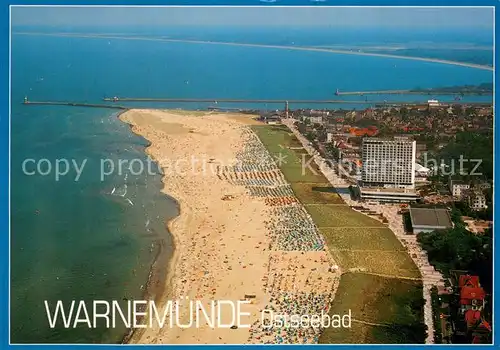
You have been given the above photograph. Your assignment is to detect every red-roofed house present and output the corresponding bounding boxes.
[455,274,491,344]
[458,275,486,314]
[471,320,492,344]
[464,309,481,328]
[336,141,348,149]
[472,336,481,344]
[460,287,486,311]
[348,127,378,137]
[459,275,480,288]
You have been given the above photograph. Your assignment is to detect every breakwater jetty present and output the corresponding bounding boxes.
[22,100,128,110]
[103,97,489,106]
[21,98,491,112]
[103,97,374,104]
[336,89,492,96]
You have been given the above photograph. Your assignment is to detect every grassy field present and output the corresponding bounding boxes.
[253,125,327,183]
[290,183,345,204]
[321,227,408,251]
[333,251,421,278]
[252,124,425,344]
[320,273,426,344]
[305,204,387,227]
[319,319,427,344]
[321,227,421,278]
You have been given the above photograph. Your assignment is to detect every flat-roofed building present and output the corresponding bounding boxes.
[409,207,453,233]
[326,132,333,143]
[259,113,281,125]
[428,99,440,107]
[309,116,323,125]
[361,136,416,189]
[360,186,419,203]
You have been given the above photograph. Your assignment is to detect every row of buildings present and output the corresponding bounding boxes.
[449,179,489,211]
[334,135,489,211]
[297,103,492,142]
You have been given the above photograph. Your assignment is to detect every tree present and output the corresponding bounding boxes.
[417,226,492,292]
[312,123,323,130]
[305,131,315,142]
[438,131,493,181]
[325,144,340,160]
[400,107,409,121]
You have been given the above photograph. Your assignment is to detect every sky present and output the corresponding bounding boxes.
[11,6,494,29]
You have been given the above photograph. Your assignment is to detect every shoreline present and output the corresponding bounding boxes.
[117,110,181,344]
[14,32,494,71]
[122,204,183,344]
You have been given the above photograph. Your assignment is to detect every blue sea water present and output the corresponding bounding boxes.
[10,26,493,343]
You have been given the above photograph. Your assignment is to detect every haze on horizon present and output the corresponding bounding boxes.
[11,6,494,30]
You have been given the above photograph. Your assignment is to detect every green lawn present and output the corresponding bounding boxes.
[319,321,426,344]
[291,183,345,204]
[321,227,408,251]
[321,227,420,278]
[305,204,386,228]
[253,125,328,183]
[320,273,426,344]
[333,250,421,278]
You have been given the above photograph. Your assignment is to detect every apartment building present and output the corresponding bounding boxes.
[361,137,416,188]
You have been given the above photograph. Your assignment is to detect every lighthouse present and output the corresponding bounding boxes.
[24,96,28,104]
[285,101,289,119]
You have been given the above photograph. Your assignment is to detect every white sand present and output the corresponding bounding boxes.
[120,110,340,344]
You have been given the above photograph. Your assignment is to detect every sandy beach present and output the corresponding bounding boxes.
[119,109,340,344]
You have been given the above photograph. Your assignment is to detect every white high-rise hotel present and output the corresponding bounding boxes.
[361,137,416,189]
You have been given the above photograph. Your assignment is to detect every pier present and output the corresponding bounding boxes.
[207,106,244,111]
[336,90,412,96]
[336,89,493,96]
[21,98,491,111]
[103,97,376,104]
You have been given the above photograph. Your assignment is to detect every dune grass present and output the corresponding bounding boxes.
[320,273,426,344]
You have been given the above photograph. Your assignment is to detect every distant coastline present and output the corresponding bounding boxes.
[13,32,494,71]
[336,83,493,97]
